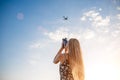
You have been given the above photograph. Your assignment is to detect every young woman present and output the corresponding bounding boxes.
[53,38,84,80]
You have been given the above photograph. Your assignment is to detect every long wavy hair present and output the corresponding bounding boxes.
[68,38,84,80]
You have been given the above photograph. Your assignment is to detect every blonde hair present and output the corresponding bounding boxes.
[68,38,84,80]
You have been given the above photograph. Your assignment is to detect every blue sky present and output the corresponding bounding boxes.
[0,0,120,80]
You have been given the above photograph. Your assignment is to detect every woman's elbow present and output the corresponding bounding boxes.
[53,60,59,64]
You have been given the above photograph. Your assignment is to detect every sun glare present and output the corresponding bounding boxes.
[85,64,119,80]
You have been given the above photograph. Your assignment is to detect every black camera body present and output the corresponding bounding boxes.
[62,38,68,47]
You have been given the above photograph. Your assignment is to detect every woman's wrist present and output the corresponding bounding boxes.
[58,47,64,54]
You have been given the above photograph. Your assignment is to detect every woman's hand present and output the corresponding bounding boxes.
[61,42,65,49]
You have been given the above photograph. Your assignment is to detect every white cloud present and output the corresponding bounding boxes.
[84,10,99,18]
[81,10,110,27]
[44,27,69,41]
[44,26,85,42]
[17,12,24,20]
[80,16,86,21]
[44,26,96,42]
[81,10,99,21]
[99,8,102,11]
[83,29,95,39]
[117,14,120,19]
[68,32,81,40]
[93,16,110,27]
[116,6,120,10]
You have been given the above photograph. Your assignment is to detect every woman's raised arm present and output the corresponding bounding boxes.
[53,47,64,64]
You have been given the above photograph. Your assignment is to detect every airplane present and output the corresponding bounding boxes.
[63,16,68,20]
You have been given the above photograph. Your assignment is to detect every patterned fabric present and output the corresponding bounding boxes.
[59,54,74,80]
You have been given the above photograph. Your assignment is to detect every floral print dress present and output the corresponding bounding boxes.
[59,54,74,80]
